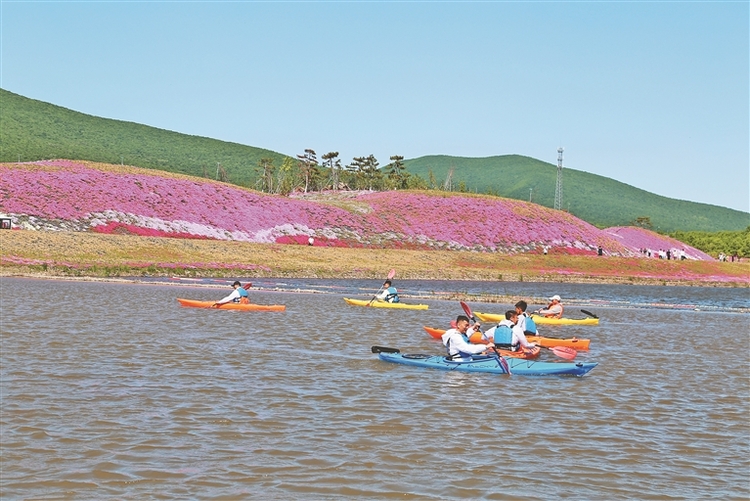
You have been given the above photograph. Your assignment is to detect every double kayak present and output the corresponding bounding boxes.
[344,298,429,310]
[422,326,590,350]
[372,347,597,377]
[176,298,286,312]
[474,312,599,326]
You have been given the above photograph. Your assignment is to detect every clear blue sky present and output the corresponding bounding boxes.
[2,1,748,213]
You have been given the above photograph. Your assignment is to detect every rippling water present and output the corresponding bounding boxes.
[2,277,748,500]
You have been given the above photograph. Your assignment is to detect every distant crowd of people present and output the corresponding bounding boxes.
[639,248,687,260]
[718,253,741,262]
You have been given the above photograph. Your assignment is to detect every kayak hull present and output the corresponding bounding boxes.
[176,298,286,311]
[474,312,599,326]
[377,352,597,377]
[344,298,429,310]
[422,326,590,351]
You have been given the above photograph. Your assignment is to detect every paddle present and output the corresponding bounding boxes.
[367,269,396,306]
[460,301,511,374]
[371,345,400,354]
[581,309,599,319]
[537,345,577,360]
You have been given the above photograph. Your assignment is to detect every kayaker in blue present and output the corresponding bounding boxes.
[375,280,400,303]
[514,300,538,337]
[441,315,493,361]
[482,310,537,352]
[214,281,250,306]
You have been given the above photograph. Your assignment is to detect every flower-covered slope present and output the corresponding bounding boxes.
[0,160,709,259]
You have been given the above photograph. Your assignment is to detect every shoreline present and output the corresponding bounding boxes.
[1,230,748,289]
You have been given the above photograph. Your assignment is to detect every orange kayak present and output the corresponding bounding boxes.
[423,326,590,351]
[422,326,540,359]
[177,298,286,312]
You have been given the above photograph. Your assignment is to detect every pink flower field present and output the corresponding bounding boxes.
[0,160,712,260]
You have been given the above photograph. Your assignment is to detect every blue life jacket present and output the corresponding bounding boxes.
[493,325,514,349]
[234,287,249,302]
[384,287,399,303]
[524,314,537,335]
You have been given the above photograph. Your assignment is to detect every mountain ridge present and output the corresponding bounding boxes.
[1,88,747,232]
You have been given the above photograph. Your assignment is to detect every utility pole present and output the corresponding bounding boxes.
[554,148,564,210]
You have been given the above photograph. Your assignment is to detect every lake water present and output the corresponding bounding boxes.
[1,277,748,500]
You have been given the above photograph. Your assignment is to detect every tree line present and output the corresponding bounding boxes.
[252,150,439,195]
[669,227,750,259]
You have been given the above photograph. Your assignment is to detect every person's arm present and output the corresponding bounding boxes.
[451,332,491,354]
[538,304,562,317]
[216,289,239,305]
[516,315,527,332]
[513,327,536,348]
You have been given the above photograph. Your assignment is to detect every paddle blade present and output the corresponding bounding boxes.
[386,269,396,280]
[491,346,511,375]
[581,309,599,319]
[371,346,400,354]
[242,283,252,290]
[459,301,474,320]
[550,346,577,360]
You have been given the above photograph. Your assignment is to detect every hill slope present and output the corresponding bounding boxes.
[2,88,746,232]
[0,88,289,188]
[403,155,749,233]
[0,160,713,262]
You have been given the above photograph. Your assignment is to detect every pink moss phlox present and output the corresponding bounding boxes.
[0,160,709,259]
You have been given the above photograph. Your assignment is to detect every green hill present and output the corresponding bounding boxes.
[0,88,290,188]
[2,88,747,232]
[403,155,749,233]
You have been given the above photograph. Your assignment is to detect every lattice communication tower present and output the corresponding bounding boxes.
[554,148,564,210]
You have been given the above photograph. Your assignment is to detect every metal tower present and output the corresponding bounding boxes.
[554,148,564,210]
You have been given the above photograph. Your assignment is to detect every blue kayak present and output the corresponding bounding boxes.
[372,347,597,377]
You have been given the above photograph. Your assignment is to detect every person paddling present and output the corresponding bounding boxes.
[213,281,250,307]
[536,295,564,318]
[482,310,537,353]
[514,300,539,336]
[375,280,400,303]
[441,315,493,361]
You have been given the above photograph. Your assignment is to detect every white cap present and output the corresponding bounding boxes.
[550,295,561,301]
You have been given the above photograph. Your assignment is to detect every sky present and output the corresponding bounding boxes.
[1,1,748,213]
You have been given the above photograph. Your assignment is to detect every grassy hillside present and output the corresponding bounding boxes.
[2,88,747,232]
[403,155,749,233]
[0,89,290,188]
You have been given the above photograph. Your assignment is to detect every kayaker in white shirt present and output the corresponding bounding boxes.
[441,315,493,361]
[514,300,538,336]
[213,281,249,306]
[482,311,537,352]
[536,295,564,318]
[375,280,400,303]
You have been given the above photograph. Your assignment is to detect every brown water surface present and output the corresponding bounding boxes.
[1,278,748,499]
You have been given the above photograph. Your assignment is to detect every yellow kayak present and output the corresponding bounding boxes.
[343,298,429,310]
[474,311,599,325]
